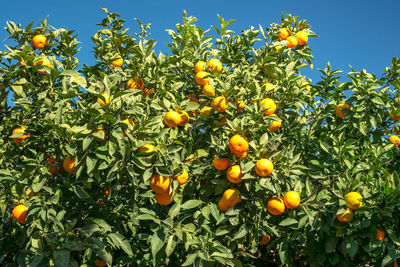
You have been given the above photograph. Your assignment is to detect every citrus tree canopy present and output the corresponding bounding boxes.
[1,9,400,267]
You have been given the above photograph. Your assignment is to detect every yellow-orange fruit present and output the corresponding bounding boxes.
[155,192,173,205]
[207,58,222,73]
[111,55,123,67]
[194,61,206,73]
[127,78,144,89]
[259,234,271,245]
[173,169,189,185]
[138,144,157,153]
[218,199,231,213]
[195,71,209,85]
[213,157,230,171]
[222,188,242,204]
[46,157,59,174]
[376,229,385,240]
[389,135,400,147]
[336,208,353,222]
[268,114,281,132]
[260,98,277,115]
[234,151,248,160]
[229,135,249,154]
[178,111,190,126]
[94,126,107,141]
[93,260,107,267]
[121,118,135,136]
[227,165,243,183]
[203,84,215,96]
[63,156,76,173]
[236,100,245,111]
[97,93,111,106]
[33,57,52,75]
[32,34,47,50]
[254,159,274,177]
[150,174,171,193]
[12,127,30,145]
[336,103,351,119]
[286,36,298,48]
[12,204,28,224]
[212,96,229,112]
[164,111,181,127]
[295,31,308,45]
[200,106,212,117]
[283,191,301,209]
[267,197,285,215]
[277,28,290,40]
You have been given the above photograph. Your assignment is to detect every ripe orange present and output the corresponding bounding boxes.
[229,134,249,154]
[236,100,245,111]
[344,192,363,210]
[195,71,209,85]
[46,157,59,174]
[259,234,271,245]
[277,28,290,40]
[295,31,308,45]
[164,111,181,127]
[177,110,190,126]
[94,126,107,141]
[203,84,215,96]
[336,103,350,119]
[105,189,110,197]
[222,188,242,204]
[174,169,189,185]
[155,192,173,205]
[187,94,199,103]
[283,191,300,209]
[267,197,285,215]
[263,82,274,91]
[234,151,248,160]
[218,198,231,213]
[127,78,144,89]
[286,36,298,48]
[260,98,277,115]
[121,118,135,136]
[93,260,107,267]
[255,159,274,177]
[227,165,243,183]
[194,61,206,73]
[389,135,400,147]
[212,96,229,112]
[143,88,155,99]
[150,174,171,193]
[268,114,281,132]
[207,58,222,73]
[33,57,52,75]
[336,208,353,222]
[376,229,385,240]
[97,93,111,106]
[63,156,76,173]
[12,204,28,224]
[12,127,30,145]
[32,34,47,49]
[111,55,123,67]
[213,157,230,171]
[200,106,212,117]
[138,144,157,153]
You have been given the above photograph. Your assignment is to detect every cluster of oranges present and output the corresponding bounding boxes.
[277,28,308,48]
[149,169,189,205]
[30,34,52,74]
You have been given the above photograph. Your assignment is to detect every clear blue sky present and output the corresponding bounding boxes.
[1,0,399,83]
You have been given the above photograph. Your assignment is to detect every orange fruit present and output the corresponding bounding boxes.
[12,204,28,224]
[63,156,76,173]
[336,103,350,119]
[200,106,212,117]
[227,165,243,183]
[283,191,300,209]
[336,208,353,222]
[195,61,206,73]
[268,114,281,132]
[12,126,30,145]
[213,157,230,171]
[260,98,277,115]
[236,100,245,111]
[229,135,249,154]
[94,126,107,141]
[195,71,209,85]
[111,55,123,67]
[155,192,173,205]
[203,84,215,96]
[259,234,271,245]
[138,144,157,153]
[164,111,181,127]
[212,96,229,112]
[286,36,298,48]
[263,82,274,91]
[143,88,155,98]
[33,57,52,75]
[178,110,190,126]
[344,192,363,210]
[395,262,398,267]
[295,31,308,45]
[105,189,110,197]
[218,198,231,213]
[187,94,199,103]
[127,78,144,89]
[376,229,385,240]
[267,197,285,215]
[389,135,400,147]
[255,159,274,177]
[222,188,242,204]
[93,260,107,267]
[46,157,58,174]
[32,34,47,49]
[207,58,222,73]
[150,174,171,193]
[277,28,290,40]
[173,169,189,185]
[97,93,111,106]
[121,118,135,136]
[234,151,248,160]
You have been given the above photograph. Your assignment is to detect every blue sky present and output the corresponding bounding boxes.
[1,0,399,83]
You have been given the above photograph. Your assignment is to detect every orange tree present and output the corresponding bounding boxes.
[1,9,400,266]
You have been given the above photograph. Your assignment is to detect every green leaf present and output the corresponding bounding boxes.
[325,235,339,253]
[168,203,181,218]
[345,239,358,258]
[165,235,176,257]
[181,253,197,266]
[108,233,133,256]
[151,230,164,260]
[181,200,203,210]
[53,250,70,267]
[278,217,298,227]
